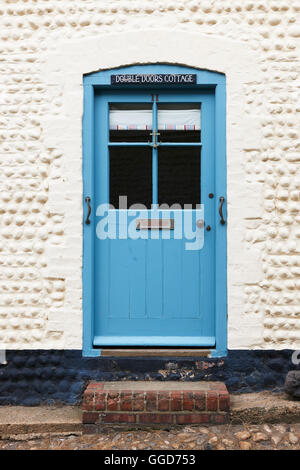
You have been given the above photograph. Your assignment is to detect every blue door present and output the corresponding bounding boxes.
[93,90,215,347]
[83,65,227,355]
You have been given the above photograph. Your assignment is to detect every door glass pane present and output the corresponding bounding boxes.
[110,146,152,208]
[158,147,200,208]
[109,103,152,142]
[157,103,201,143]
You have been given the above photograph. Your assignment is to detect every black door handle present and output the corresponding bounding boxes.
[85,197,91,224]
[219,196,226,225]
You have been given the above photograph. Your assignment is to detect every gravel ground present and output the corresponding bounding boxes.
[0,423,299,450]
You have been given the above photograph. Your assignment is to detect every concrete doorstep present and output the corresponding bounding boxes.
[0,392,299,439]
[0,406,82,439]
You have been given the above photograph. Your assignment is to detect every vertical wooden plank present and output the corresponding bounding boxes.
[129,238,147,318]
[181,246,200,318]
[146,236,163,319]
[96,238,110,334]
[163,236,182,320]
[109,239,130,318]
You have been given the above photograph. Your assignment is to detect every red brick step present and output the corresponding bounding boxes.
[82,381,230,430]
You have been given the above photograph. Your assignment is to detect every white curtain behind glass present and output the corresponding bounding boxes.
[109,108,200,130]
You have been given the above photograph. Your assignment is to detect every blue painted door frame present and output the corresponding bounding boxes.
[82,65,227,357]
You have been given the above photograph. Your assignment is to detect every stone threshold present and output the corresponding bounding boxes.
[98,349,212,357]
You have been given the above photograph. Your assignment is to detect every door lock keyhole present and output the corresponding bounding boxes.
[196,219,205,228]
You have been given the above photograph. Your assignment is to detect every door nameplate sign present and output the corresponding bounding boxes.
[111,74,197,85]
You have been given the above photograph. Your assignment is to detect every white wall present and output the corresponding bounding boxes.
[0,1,299,350]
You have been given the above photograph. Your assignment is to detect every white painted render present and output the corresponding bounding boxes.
[0,1,299,350]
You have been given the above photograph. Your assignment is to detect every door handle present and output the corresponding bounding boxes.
[85,196,91,224]
[219,196,226,225]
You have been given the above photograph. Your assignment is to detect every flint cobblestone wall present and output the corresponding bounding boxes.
[0,350,299,405]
